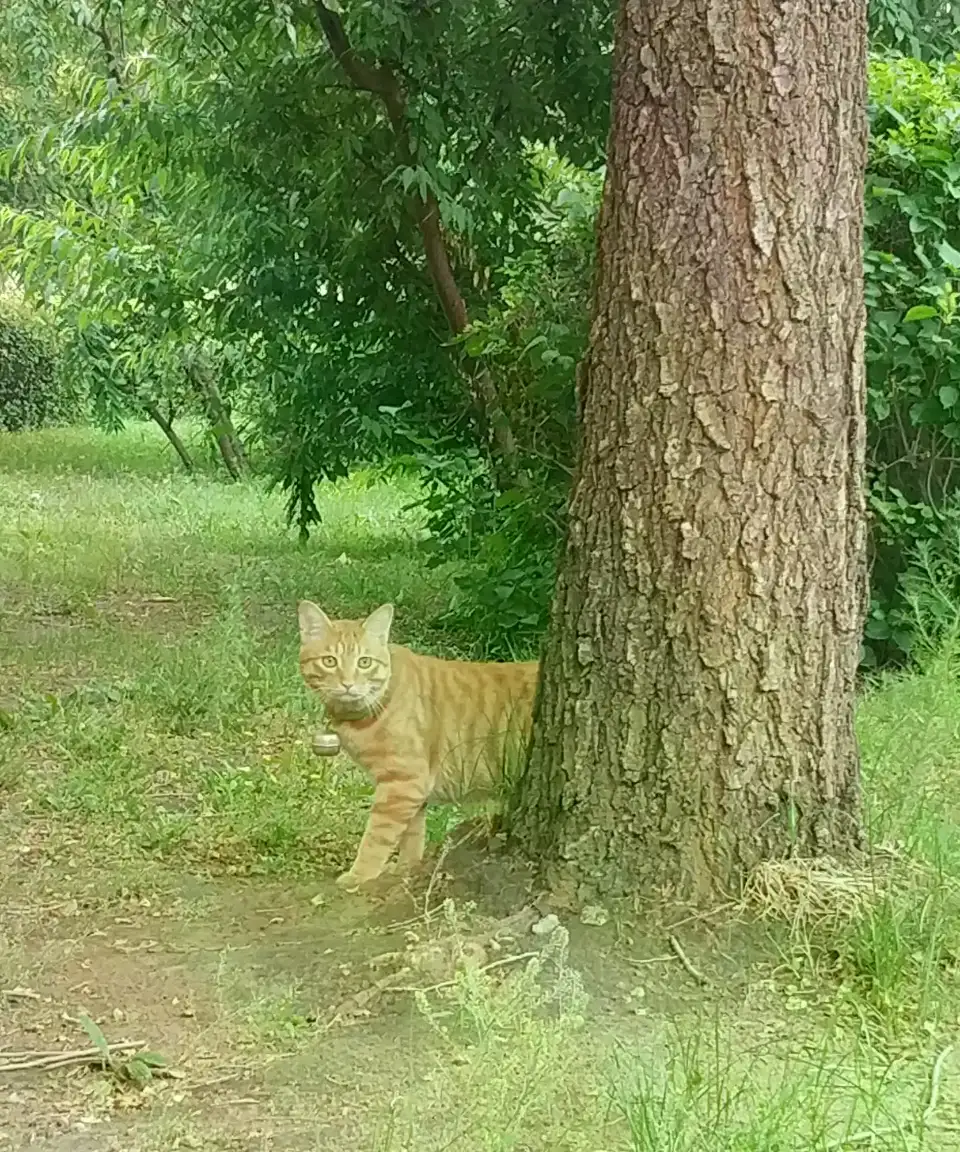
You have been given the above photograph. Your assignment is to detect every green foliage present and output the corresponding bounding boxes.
[0,291,74,431]
[869,0,960,58]
[863,55,960,664]
[0,0,613,534]
[79,1013,169,1088]
[0,0,605,641]
[409,153,600,655]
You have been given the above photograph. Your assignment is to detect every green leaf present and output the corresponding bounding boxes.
[903,305,938,323]
[892,629,914,654]
[78,1013,111,1062]
[122,1057,153,1086]
[864,617,892,640]
[938,239,960,269]
[939,385,958,409]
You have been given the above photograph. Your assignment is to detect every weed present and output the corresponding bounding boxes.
[79,1013,170,1089]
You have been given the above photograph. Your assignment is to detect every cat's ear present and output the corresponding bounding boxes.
[362,603,394,645]
[298,600,332,643]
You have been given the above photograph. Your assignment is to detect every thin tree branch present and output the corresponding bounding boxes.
[312,1,396,102]
[94,15,123,87]
[310,0,526,485]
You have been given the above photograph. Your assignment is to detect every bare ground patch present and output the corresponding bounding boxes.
[0,833,772,1152]
[0,866,432,1150]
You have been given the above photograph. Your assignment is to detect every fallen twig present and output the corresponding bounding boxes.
[0,1040,146,1073]
[422,824,485,920]
[422,837,456,921]
[0,1045,106,1059]
[389,950,540,995]
[664,903,739,933]
[2,987,42,1001]
[184,1071,247,1092]
[624,954,675,968]
[668,934,709,985]
[326,947,542,1031]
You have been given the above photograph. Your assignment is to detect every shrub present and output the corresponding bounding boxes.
[863,55,960,664]
[412,151,600,657]
[0,291,73,431]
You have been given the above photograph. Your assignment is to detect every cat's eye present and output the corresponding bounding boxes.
[357,656,373,670]
[320,656,338,669]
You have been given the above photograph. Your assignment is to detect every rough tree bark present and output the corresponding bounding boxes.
[509,0,869,902]
[312,1,526,489]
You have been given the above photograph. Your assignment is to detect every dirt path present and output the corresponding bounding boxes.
[0,863,436,1150]
[1,832,744,1151]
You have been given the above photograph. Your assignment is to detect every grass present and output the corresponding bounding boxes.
[0,422,465,879]
[2,421,960,1151]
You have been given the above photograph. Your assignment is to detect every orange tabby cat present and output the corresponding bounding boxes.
[297,601,539,891]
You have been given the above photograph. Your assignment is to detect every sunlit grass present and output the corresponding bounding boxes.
[2,422,960,1150]
[0,422,458,879]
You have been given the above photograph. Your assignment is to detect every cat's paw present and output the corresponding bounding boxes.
[335,869,377,892]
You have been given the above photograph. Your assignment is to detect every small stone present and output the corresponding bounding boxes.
[531,914,560,937]
[580,904,609,927]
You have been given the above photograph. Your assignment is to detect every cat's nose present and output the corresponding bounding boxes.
[340,682,355,693]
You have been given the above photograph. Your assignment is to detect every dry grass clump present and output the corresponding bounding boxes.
[741,844,935,931]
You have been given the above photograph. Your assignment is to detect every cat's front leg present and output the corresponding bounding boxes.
[336,782,427,890]
[395,802,427,871]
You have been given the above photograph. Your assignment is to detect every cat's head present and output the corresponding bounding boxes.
[297,601,394,713]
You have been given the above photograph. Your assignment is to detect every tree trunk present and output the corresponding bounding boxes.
[508,0,869,904]
[142,399,195,473]
[189,363,248,481]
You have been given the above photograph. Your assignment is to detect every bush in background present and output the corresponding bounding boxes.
[863,55,960,665]
[0,290,76,432]
[405,152,599,657]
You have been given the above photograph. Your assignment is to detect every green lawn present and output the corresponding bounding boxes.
[1,422,959,1151]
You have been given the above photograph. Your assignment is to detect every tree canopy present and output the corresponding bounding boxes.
[0,0,610,524]
[2,0,960,665]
